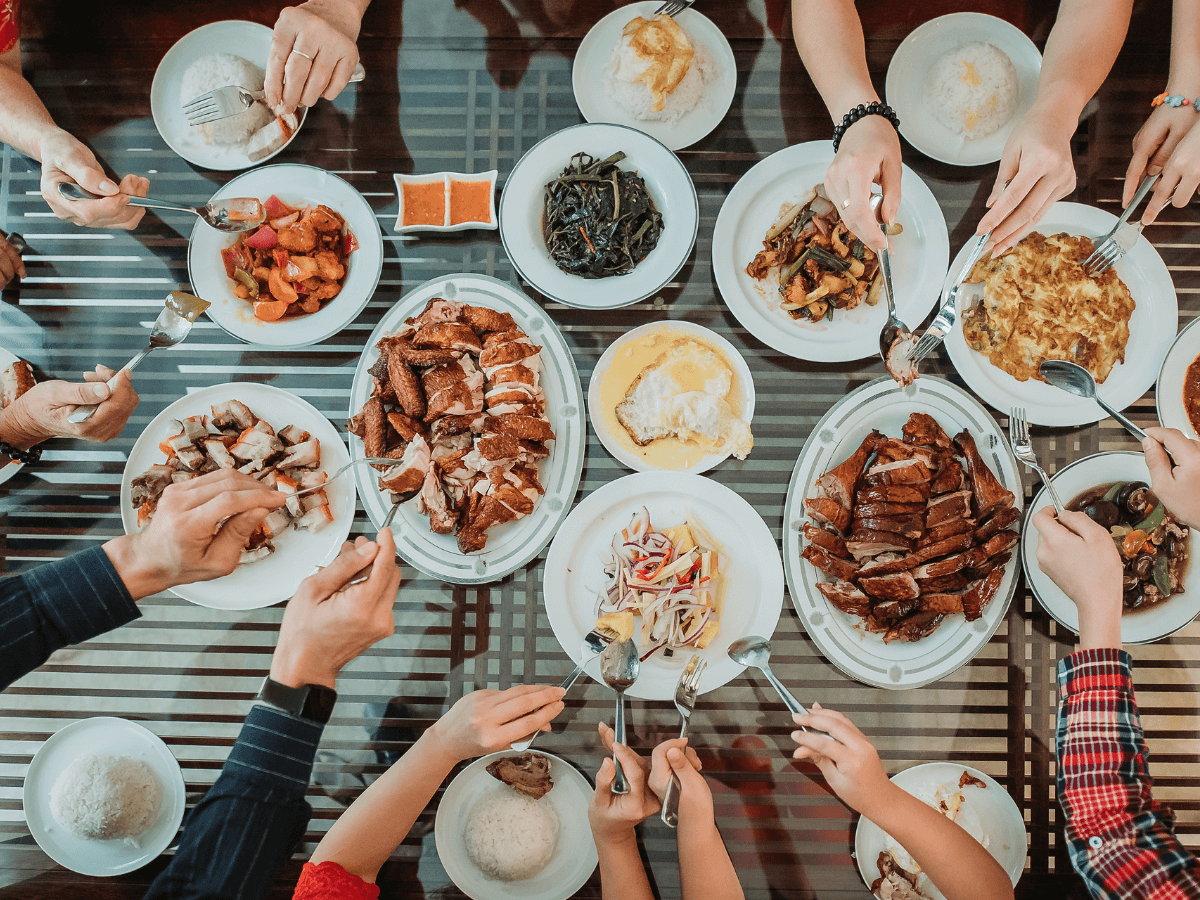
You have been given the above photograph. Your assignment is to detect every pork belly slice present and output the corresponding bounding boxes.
[802,523,849,558]
[240,546,273,564]
[815,430,885,508]
[911,548,985,579]
[962,567,1005,621]
[852,515,924,540]
[278,439,320,469]
[976,507,1022,542]
[884,611,945,643]
[230,428,284,463]
[857,551,918,576]
[275,473,303,517]
[412,322,482,354]
[955,430,1015,520]
[925,490,973,528]
[131,464,175,508]
[901,412,954,450]
[0,359,35,409]
[801,544,859,582]
[815,580,871,616]
[176,445,207,472]
[859,571,919,601]
[260,508,293,539]
[931,457,966,495]
[864,457,933,485]
[872,596,920,622]
[856,484,930,505]
[918,517,976,547]
[920,593,965,614]
[176,416,208,442]
[917,572,971,593]
[295,503,334,532]
[278,424,310,446]
[855,500,926,518]
[211,399,256,430]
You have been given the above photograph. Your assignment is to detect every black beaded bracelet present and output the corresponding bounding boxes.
[0,440,41,465]
[832,101,900,153]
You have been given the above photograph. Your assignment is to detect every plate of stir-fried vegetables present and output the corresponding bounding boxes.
[543,472,783,700]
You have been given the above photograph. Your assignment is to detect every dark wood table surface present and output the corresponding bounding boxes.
[1,1,1194,897]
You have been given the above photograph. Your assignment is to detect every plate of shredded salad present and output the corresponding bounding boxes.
[543,471,783,700]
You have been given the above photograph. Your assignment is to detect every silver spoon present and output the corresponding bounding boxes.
[67,292,209,424]
[869,194,911,368]
[600,639,639,794]
[1038,360,1168,460]
[728,635,812,730]
[57,183,266,233]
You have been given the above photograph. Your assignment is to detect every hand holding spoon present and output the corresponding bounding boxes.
[57,183,266,233]
[600,639,639,794]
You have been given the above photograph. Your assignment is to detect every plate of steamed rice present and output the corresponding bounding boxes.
[23,716,186,877]
[151,20,307,171]
[434,750,597,900]
[572,2,736,151]
[884,13,1041,167]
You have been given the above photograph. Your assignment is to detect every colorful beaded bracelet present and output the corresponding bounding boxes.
[1152,92,1200,109]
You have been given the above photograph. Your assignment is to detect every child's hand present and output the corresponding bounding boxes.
[430,685,565,763]
[590,723,702,841]
[1030,507,1123,649]
[654,743,714,825]
[1144,427,1200,529]
[790,703,891,816]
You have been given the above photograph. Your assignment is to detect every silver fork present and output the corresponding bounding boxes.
[183,63,366,125]
[293,456,398,498]
[1082,173,1158,276]
[653,0,696,16]
[660,655,706,828]
[1008,407,1064,514]
[910,231,991,364]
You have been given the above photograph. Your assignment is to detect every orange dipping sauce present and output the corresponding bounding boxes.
[449,179,492,225]
[402,181,445,226]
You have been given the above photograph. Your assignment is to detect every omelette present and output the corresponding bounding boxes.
[961,232,1135,383]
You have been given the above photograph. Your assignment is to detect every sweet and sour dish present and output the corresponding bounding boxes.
[802,413,1019,642]
[348,299,555,554]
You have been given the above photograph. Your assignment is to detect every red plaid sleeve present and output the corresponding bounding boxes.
[0,0,17,55]
[1057,648,1200,899]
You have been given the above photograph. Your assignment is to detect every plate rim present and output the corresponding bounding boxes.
[498,121,700,310]
[1156,314,1200,438]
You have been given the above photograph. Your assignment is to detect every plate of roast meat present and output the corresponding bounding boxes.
[346,274,585,584]
[783,376,1023,689]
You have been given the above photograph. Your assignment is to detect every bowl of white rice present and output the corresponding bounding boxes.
[885,13,1042,166]
[151,20,309,171]
[435,750,598,900]
[23,717,186,876]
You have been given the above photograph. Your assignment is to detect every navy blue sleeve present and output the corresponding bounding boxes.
[144,704,325,900]
[0,546,140,690]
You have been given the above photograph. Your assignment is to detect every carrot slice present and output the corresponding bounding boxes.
[254,299,290,321]
[268,267,298,304]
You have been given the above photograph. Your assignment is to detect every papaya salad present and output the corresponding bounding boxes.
[595,508,725,661]
[220,195,357,322]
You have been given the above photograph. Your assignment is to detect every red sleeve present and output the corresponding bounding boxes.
[0,0,17,55]
[293,861,380,900]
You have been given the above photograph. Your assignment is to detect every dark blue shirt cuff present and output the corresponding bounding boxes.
[225,704,326,795]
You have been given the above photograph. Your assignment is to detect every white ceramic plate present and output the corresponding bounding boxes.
[783,376,1023,690]
[348,274,585,584]
[588,321,755,474]
[1157,316,1200,438]
[151,20,307,172]
[23,716,186,877]
[1021,451,1200,643]
[0,345,28,486]
[187,164,383,348]
[885,13,1042,167]
[571,1,736,151]
[855,762,1025,897]
[120,382,354,609]
[434,750,597,900]
[944,202,1178,427]
[393,171,498,233]
[499,122,699,310]
[543,471,784,701]
[711,142,949,362]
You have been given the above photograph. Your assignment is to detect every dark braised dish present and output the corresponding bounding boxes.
[1068,481,1190,610]
[542,151,664,279]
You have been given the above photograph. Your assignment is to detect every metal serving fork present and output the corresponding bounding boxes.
[183,63,366,126]
[909,231,991,364]
[1008,407,1064,514]
[653,0,696,16]
[1082,174,1158,276]
[661,654,707,828]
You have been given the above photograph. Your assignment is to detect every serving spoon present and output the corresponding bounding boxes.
[869,194,912,369]
[600,639,640,794]
[57,183,266,233]
[1038,360,1169,461]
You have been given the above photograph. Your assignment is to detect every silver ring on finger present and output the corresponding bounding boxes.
[291,49,314,61]
[842,198,851,209]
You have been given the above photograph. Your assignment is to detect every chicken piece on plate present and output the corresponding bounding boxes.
[884,611,944,643]
[931,457,967,495]
[507,464,544,501]
[976,506,1022,542]
[518,439,550,462]
[801,544,859,582]
[277,220,317,253]
[980,529,1019,558]
[388,353,426,420]
[802,523,848,558]
[488,362,539,388]
[857,483,930,505]
[815,580,871,616]
[479,329,541,374]
[483,413,554,443]
[859,571,919,601]
[911,548,985,579]
[804,497,851,534]
[386,411,425,442]
[363,397,387,459]
[920,593,966,615]
[918,517,977,546]
[901,412,954,450]
[461,304,517,334]
[307,205,344,233]
[954,430,1015,520]
[962,567,1005,621]
[814,430,884,508]
[382,335,459,367]
[424,358,485,422]
[313,250,344,282]
[379,435,430,496]
[857,551,918,576]
[871,852,924,900]
[852,515,924,540]
[855,500,925,518]
[925,490,973,528]
[863,458,933,486]
[871,596,920,622]
[909,531,976,566]
[410,297,464,326]
[848,528,913,554]
[418,467,458,534]
[476,432,522,463]
[413,322,482,354]
[917,572,971,593]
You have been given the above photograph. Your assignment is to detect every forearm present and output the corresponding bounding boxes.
[1032,0,1134,121]
[0,47,63,162]
[790,0,878,119]
[1169,0,1200,91]
[678,820,744,900]
[595,832,655,900]
[862,783,1012,900]
[102,534,175,601]
[308,728,458,882]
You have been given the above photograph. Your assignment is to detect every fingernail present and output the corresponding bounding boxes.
[92,383,110,400]
[99,180,118,194]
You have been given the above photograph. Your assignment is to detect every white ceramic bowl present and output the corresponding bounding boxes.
[187,164,383,348]
[587,321,755,473]
[393,171,498,233]
[1157,315,1200,438]
[499,122,699,309]
[151,20,307,171]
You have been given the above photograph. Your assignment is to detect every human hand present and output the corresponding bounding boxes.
[1137,118,1200,224]
[1031,507,1123,649]
[429,684,566,762]
[1143,427,1200,528]
[270,529,401,690]
[596,721,702,802]
[266,0,363,115]
[104,469,288,600]
[823,115,902,253]
[39,130,149,229]
[1123,104,1196,222]
[0,232,25,288]
[790,703,891,816]
[977,107,1077,255]
[0,366,138,448]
